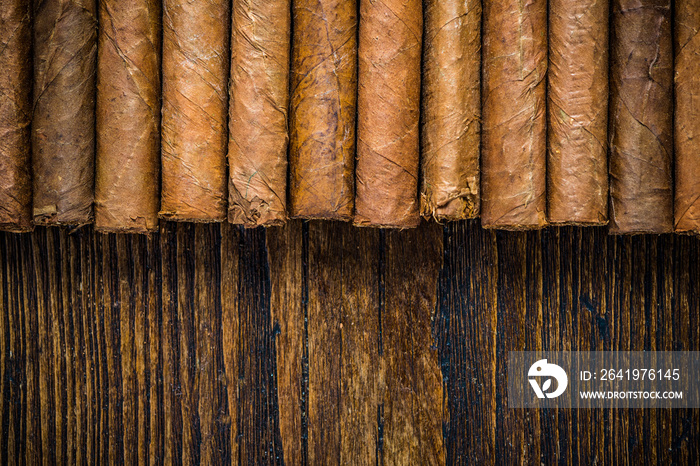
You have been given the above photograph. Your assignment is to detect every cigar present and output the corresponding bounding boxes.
[420,0,481,222]
[674,0,700,234]
[609,0,673,234]
[228,0,291,227]
[288,0,357,221]
[95,0,161,234]
[481,0,548,230]
[161,0,229,222]
[0,0,32,232]
[32,0,97,226]
[548,0,609,225]
[355,0,422,228]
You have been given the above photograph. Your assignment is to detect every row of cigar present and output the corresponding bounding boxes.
[0,0,697,234]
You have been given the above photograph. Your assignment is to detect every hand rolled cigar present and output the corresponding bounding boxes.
[95,0,161,234]
[288,0,357,221]
[228,0,291,227]
[32,0,97,226]
[355,0,422,228]
[161,0,229,222]
[674,0,700,234]
[0,0,32,233]
[481,0,548,230]
[547,0,609,225]
[609,0,673,234]
[421,0,481,222]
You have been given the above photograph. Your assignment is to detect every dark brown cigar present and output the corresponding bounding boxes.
[0,0,32,232]
[95,0,161,233]
[674,0,700,234]
[288,0,357,221]
[160,0,229,222]
[228,0,291,227]
[548,0,609,225]
[32,0,97,226]
[609,0,673,234]
[481,0,548,230]
[355,0,422,228]
[421,0,481,221]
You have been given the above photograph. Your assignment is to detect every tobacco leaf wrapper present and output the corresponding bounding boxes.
[421,0,481,221]
[481,0,548,230]
[32,0,97,225]
[228,0,291,227]
[355,0,422,228]
[674,0,700,234]
[609,0,673,234]
[547,0,609,225]
[288,0,357,221]
[96,0,161,233]
[0,0,32,232]
[161,0,229,222]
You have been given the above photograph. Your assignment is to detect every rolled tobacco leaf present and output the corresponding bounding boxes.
[0,0,32,232]
[95,0,161,233]
[674,0,700,234]
[288,0,357,221]
[32,0,97,225]
[547,0,609,225]
[355,0,423,228]
[481,0,548,230]
[161,0,229,222]
[609,0,673,234]
[420,0,481,221]
[228,0,291,227]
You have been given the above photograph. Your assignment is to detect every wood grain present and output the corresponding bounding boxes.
[0,223,698,464]
[268,221,444,464]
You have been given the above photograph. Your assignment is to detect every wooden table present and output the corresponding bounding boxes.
[0,221,697,464]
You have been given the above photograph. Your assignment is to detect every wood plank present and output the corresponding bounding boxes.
[161,222,183,465]
[493,231,531,464]
[143,232,164,465]
[268,221,385,465]
[269,221,445,465]
[672,234,700,465]
[0,232,23,464]
[194,224,229,464]
[437,220,497,464]
[33,229,57,466]
[116,234,136,465]
[238,227,283,464]
[267,221,305,465]
[540,227,563,462]
[221,222,241,465]
[382,223,445,465]
[577,227,609,465]
[339,224,381,465]
[307,221,343,464]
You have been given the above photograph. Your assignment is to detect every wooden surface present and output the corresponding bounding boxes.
[0,221,698,464]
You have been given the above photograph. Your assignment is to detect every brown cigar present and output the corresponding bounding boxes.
[0,0,32,233]
[548,0,609,225]
[355,0,422,228]
[481,0,548,230]
[674,0,700,234]
[95,0,161,234]
[32,0,97,226]
[160,0,229,222]
[421,0,481,222]
[228,0,290,227]
[609,0,673,234]
[288,0,357,221]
